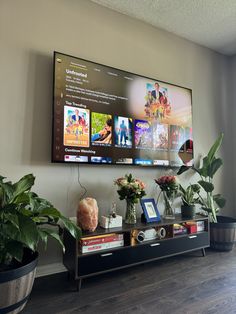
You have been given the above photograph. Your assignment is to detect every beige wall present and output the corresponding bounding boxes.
[0,0,233,266]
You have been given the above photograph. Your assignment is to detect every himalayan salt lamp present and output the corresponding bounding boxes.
[77,197,98,232]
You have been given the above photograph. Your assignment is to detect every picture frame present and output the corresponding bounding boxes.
[140,198,161,223]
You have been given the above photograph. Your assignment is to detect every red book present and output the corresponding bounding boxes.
[81,234,123,246]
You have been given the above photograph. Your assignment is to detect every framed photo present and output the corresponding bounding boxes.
[140,198,161,223]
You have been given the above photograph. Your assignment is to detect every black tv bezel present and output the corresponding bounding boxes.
[52,51,193,168]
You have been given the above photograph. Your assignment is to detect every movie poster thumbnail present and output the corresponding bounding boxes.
[153,123,168,150]
[170,125,185,151]
[91,112,112,146]
[185,127,193,153]
[91,157,112,163]
[144,83,171,121]
[63,106,90,147]
[115,158,133,164]
[114,116,132,148]
[135,119,152,149]
[64,155,88,163]
[134,159,152,166]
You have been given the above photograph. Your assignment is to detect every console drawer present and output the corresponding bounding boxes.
[78,247,136,276]
[78,232,209,276]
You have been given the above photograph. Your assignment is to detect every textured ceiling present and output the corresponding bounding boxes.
[90,0,236,56]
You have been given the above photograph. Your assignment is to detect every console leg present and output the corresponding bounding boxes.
[201,248,206,257]
[76,278,82,292]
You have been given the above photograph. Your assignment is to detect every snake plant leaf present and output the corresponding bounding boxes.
[207,133,224,163]
[198,180,214,192]
[213,194,226,208]
[201,207,212,213]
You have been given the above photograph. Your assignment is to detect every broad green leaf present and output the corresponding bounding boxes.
[17,214,39,250]
[60,216,81,239]
[37,229,49,249]
[39,207,61,218]
[177,165,190,175]
[191,184,200,193]
[213,194,226,208]
[197,157,210,178]
[0,176,6,182]
[207,133,223,163]
[198,180,214,192]
[39,228,65,251]
[2,204,17,212]
[14,193,30,205]
[6,241,24,262]
[19,207,34,217]
[1,182,14,205]
[208,158,223,178]
[13,174,35,199]
[1,222,19,239]
[5,213,19,229]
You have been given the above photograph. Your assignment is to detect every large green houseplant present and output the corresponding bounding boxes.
[177,133,226,223]
[178,133,236,251]
[0,173,81,313]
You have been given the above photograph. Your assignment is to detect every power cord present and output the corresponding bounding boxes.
[77,164,87,200]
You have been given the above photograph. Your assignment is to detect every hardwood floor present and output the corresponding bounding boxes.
[23,248,236,314]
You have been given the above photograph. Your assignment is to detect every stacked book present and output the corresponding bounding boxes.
[173,224,187,236]
[80,233,124,254]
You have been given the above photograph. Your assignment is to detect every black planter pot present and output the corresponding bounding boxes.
[0,250,38,314]
[210,216,236,251]
[181,205,195,219]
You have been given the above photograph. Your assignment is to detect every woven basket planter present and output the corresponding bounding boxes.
[210,216,236,251]
[0,250,38,314]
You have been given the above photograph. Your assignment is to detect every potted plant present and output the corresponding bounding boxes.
[0,173,81,314]
[155,175,179,219]
[178,184,200,219]
[178,133,236,251]
[114,174,146,224]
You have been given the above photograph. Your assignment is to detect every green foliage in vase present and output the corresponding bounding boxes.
[177,133,226,222]
[114,174,146,203]
[0,174,81,269]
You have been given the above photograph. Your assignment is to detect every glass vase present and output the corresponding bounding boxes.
[162,191,175,219]
[125,199,137,224]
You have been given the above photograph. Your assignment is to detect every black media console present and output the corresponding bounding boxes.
[63,214,209,291]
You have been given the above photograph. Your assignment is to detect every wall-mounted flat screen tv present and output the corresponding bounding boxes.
[52,52,193,167]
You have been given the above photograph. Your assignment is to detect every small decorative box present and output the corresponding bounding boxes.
[196,221,205,232]
[100,215,123,229]
[184,222,197,234]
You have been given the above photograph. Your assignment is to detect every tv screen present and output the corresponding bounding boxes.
[52,52,193,167]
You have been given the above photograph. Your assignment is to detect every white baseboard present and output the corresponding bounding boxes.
[36,262,67,278]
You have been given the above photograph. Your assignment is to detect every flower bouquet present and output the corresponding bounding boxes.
[155,175,179,219]
[114,174,146,224]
